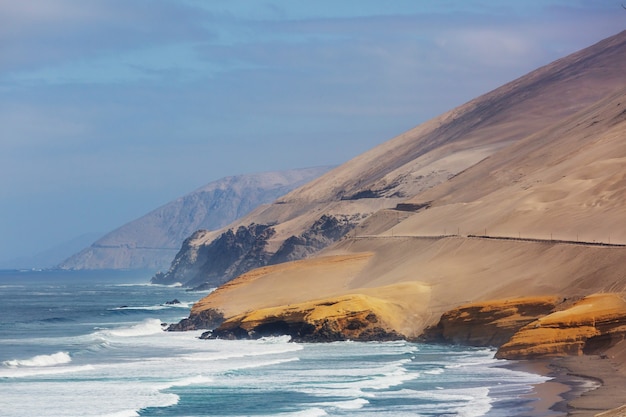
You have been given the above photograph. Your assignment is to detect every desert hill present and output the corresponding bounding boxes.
[160,30,626,290]
[58,167,330,271]
[181,30,626,352]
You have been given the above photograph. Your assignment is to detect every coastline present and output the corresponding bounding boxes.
[513,355,626,417]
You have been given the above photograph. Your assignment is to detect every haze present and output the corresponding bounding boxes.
[1,0,624,266]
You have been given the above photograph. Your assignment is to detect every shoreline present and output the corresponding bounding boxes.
[513,355,626,417]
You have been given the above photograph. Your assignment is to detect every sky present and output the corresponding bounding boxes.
[1,0,624,266]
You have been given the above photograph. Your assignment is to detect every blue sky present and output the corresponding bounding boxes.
[1,1,624,265]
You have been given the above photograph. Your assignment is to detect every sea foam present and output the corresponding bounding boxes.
[105,318,165,337]
[2,351,71,368]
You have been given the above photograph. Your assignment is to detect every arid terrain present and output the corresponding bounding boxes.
[175,31,626,416]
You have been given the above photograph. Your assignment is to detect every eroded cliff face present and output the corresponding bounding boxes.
[496,294,626,359]
[421,296,563,347]
[154,214,360,289]
[423,294,626,360]
[153,224,276,289]
[203,294,404,342]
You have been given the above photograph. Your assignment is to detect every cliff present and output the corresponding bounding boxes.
[58,167,330,270]
[496,294,626,360]
[153,213,360,288]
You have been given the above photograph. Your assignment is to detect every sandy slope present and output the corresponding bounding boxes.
[395,89,626,244]
[196,236,625,335]
[185,31,626,254]
[190,31,626,337]
[186,30,626,415]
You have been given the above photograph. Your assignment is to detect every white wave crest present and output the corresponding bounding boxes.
[317,398,369,410]
[2,351,71,368]
[112,282,183,288]
[277,408,328,417]
[156,375,213,391]
[101,411,139,417]
[0,364,95,378]
[106,318,164,337]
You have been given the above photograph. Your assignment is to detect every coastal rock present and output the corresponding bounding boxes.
[155,214,362,289]
[268,214,360,265]
[167,308,224,331]
[155,223,277,289]
[204,294,404,342]
[496,294,626,359]
[422,296,562,346]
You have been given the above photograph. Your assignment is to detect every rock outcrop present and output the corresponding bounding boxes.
[203,293,404,342]
[153,223,276,289]
[496,294,626,359]
[421,293,626,361]
[421,296,563,346]
[167,308,225,331]
[155,214,362,288]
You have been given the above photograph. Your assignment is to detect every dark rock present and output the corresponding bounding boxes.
[206,308,404,343]
[165,299,181,305]
[269,214,359,265]
[155,214,361,290]
[167,308,225,331]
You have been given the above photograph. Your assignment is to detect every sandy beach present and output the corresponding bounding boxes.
[516,355,626,417]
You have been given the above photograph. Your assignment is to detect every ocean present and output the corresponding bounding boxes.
[0,269,553,417]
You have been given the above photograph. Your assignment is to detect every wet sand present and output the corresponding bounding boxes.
[515,355,626,417]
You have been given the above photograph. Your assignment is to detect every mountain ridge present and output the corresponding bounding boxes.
[59,167,331,271]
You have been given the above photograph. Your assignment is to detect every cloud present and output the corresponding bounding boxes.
[0,0,213,74]
[1,0,625,262]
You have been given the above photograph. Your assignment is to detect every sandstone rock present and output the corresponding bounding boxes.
[422,296,562,346]
[496,294,626,359]
[204,294,404,342]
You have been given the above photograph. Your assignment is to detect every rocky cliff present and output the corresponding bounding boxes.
[204,292,405,342]
[420,296,564,347]
[153,213,360,288]
[496,294,626,360]
[58,167,331,270]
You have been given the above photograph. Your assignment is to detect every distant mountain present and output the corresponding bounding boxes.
[156,30,626,289]
[0,233,103,270]
[58,167,332,271]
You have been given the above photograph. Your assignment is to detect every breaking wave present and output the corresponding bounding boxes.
[2,351,71,368]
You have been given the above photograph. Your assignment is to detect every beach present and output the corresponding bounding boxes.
[515,355,626,417]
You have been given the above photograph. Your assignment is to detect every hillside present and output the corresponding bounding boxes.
[159,30,626,289]
[182,30,626,342]
[58,167,330,271]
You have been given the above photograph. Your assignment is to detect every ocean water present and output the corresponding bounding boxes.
[0,270,552,417]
